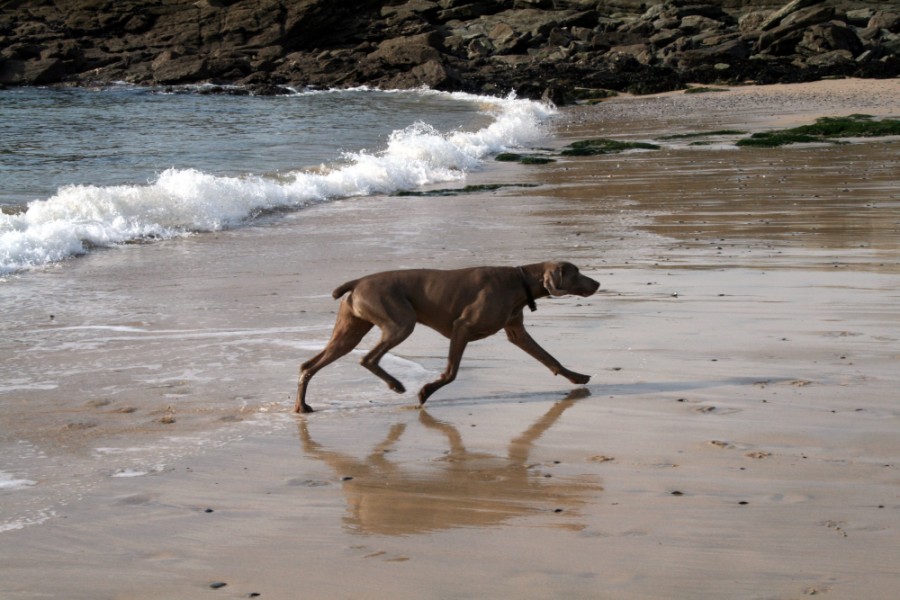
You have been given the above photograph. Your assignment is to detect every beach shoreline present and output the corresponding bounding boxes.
[1,78,899,599]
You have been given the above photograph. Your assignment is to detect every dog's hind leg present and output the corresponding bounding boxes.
[296,301,373,413]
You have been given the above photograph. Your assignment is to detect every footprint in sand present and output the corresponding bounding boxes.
[820,520,848,538]
[803,584,832,595]
[745,450,772,459]
[285,478,329,487]
[709,440,735,449]
[588,455,615,463]
[693,405,742,415]
[362,549,410,562]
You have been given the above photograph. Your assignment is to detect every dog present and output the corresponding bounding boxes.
[296,261,599,413]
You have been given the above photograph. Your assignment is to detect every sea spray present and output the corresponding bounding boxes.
[1,91,554,275]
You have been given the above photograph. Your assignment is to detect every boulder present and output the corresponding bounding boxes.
[385,59,458,89]
[756,4,840,55]
[796,22,863,57]
[488,22,526,54]
[846,8,876,27]
[759,0,825,31]
[0,57,65,85]
[151,51,209,84]
[740,10,772,33]
[677,38,751,69]
[804,49,854,68]
[679,15,725,35]
[868,12,900,33]
[368,32,444,66]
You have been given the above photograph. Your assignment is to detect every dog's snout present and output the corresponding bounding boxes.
[579,275,600,297]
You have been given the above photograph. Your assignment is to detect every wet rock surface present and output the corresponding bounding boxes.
[1,0,898,100]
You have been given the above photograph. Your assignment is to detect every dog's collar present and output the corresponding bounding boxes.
[516,266,537,312]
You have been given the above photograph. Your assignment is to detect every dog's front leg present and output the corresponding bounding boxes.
[418,320,471,406]
[504,318,591,385]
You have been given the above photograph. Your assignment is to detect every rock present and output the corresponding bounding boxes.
[804,49,855,68]
[868,11,900,33]
[650,28,681,47]
[740,10,772,33]
[846,8,876,27]
[680,15,725,35]
[677,38,751,69]
[368,32,443,66]
[0,57,65,85]
[489,22,526,54]
[152,51,208,85]
[796,23,863,57]
[383,59,458,90]
[0,0,896,98]
[780,4,835,31]
[759,0,825,31]
[607,43,654,66]
[757,4,838,54]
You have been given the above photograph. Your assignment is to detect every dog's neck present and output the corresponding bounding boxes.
[516,265,550,312]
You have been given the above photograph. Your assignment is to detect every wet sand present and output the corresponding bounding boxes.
[1,78,899,599]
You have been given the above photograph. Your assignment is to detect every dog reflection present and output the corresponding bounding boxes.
[297,389,602,536]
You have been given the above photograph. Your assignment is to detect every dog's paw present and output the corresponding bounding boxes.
[567,372,591,385]
[388,380,406,394]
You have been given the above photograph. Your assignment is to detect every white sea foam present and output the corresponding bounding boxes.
[0,471,36,491]
[0,91,554,275]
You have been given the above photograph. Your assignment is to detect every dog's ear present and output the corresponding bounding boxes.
[543,264,567,296]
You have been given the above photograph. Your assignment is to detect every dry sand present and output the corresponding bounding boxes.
[1,78,899,599]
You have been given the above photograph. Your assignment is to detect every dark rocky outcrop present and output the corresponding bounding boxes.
[1,0,898,101]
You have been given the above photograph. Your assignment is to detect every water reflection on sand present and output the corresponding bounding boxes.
[298,388,603,535]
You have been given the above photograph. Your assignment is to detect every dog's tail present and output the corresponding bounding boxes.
[331,279,359,300]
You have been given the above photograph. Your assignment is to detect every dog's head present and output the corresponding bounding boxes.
[542,262,600,298]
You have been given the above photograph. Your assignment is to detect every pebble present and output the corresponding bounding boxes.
[209,582,227,589]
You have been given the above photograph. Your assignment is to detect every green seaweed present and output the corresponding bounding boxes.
[561,138,660,156]
[393,183,538,197]
[737,115,900,148]
[791,115,900,138]
[660,129,745,140]
[684,86,728,94]
[494,153,555,164]
[519,156,555,164]
[736,132,823,147]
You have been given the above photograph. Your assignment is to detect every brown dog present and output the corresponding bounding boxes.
[295,261,600,413]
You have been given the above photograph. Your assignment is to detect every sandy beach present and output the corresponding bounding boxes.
[1,78,899,599]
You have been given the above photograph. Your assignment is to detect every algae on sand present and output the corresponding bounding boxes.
[495,153,555,164]
[393,183,539,197]
[737,114,900,148]
[561,139,660,156]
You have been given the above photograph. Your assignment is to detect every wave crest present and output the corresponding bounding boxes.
[1,92,554,275]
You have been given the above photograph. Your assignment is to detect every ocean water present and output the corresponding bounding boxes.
[1,85,555,275]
